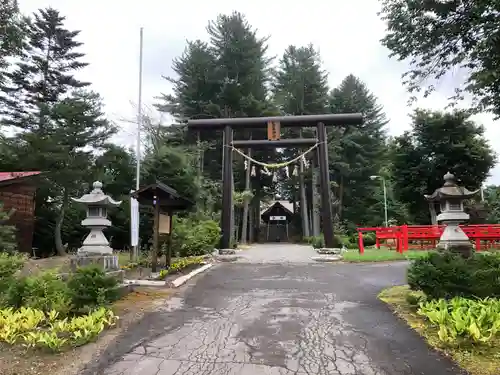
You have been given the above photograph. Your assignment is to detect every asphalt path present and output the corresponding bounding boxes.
[82,244,465,375]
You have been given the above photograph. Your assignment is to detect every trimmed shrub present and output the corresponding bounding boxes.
[0,203,16,254]
[67,266,120,312]
[0,252,25,279]
[6,272,72,316]
[308,234,343,249]
[310,236,324,249]
[349,232,376,247]
[407,252,500,300]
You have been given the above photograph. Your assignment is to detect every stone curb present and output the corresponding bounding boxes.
[170,263,213,288]
[123,263,214,288]
[311,255,343,262]
[123,279,165,287]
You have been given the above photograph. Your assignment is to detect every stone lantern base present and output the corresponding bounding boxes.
[69,254,123,281]
[437,223,473,258]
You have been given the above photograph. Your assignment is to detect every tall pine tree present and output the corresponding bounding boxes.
[0,7,88,128]
[0,0,27,87]
[2,8,114,255]
[329,75,389,228]
[272,44,329,237]
[158,12,275,243]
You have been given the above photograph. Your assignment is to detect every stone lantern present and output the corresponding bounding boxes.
[424,172,479,256]
[71,181,121,269]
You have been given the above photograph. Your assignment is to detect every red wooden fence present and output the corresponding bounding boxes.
[356,224,500,254]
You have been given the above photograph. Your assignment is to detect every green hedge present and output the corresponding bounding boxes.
[304,235,342,248]
[407,252,500,300]
[0,254,119,316]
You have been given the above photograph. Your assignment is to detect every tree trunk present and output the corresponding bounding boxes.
[230,167,235,246]
[338,175,345,220]
[429,202,437,225]
[251,185,261,243]
[299,160,310,237]
[54,188,69,256]
[248,205,254,243]
[311,164,321,236]
[240,148,252,244]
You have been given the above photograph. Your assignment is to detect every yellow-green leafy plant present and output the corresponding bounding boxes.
[417,297,500,345]
[0,306,118,352]
[158,257,204,279]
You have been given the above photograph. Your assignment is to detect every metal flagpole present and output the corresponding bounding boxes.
[136,27,144,191]
[131,27,144,261]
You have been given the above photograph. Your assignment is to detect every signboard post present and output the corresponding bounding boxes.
[130,195,139,247]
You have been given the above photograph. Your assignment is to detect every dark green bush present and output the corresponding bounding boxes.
[310,236,324,249]
[303,236,313,244]
[0,253,27,307]
[6,272,72,316]
[407,252,500,300]
[67,266,120,312]
[308,234,343,248]
[351,232,376,247]
[172,217,221,256]
[0,252,25,279]
[0,203,17,254]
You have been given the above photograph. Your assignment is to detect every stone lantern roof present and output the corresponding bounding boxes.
[424,172,479,201]
[72,181,122,206]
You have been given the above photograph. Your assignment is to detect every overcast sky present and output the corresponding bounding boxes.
[18,0,500,184]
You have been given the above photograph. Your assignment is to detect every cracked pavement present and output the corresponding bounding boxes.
[82,244,465,375]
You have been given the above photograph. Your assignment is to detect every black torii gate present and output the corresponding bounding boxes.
[187,113,363,250]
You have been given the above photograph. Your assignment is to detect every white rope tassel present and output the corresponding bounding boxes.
[251,166,256,176]
[272,172,278,183]
[285,165,290,178]
[244,160,248,170]
[292,165,298,176]
[302,155,310,169]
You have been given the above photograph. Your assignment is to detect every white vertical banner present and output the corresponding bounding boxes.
[130,196,139,247]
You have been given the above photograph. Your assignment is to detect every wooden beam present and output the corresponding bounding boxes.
[187,113,363,130]
[231,138,317,148]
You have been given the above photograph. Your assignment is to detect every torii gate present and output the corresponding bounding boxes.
[187,113,363,250]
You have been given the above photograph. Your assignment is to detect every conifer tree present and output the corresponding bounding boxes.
[329,75,389,227]
[0,7,88,128]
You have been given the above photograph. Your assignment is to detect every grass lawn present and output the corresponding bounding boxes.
[342,248,430,262]
[379,285,500,375]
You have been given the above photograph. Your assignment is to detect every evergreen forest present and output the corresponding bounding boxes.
[1,3,498,256]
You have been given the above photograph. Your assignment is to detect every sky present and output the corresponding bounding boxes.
[17,0,500,184]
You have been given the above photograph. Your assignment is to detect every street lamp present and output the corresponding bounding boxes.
[370,175,388,227]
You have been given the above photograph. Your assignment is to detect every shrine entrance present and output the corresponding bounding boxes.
[261,200,294,242]
[187,113,363,250]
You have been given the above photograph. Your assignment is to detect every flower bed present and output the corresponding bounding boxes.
[158,256,205,280]
[0,307,117,352]
[379,252,500,375]
[379,286,500,375]
[0,253,121,353]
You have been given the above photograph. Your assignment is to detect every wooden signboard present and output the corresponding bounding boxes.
[159,214,171,234]
[267,121,280,140]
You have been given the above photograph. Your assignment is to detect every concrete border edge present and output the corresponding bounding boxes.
[170,263,213,288]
